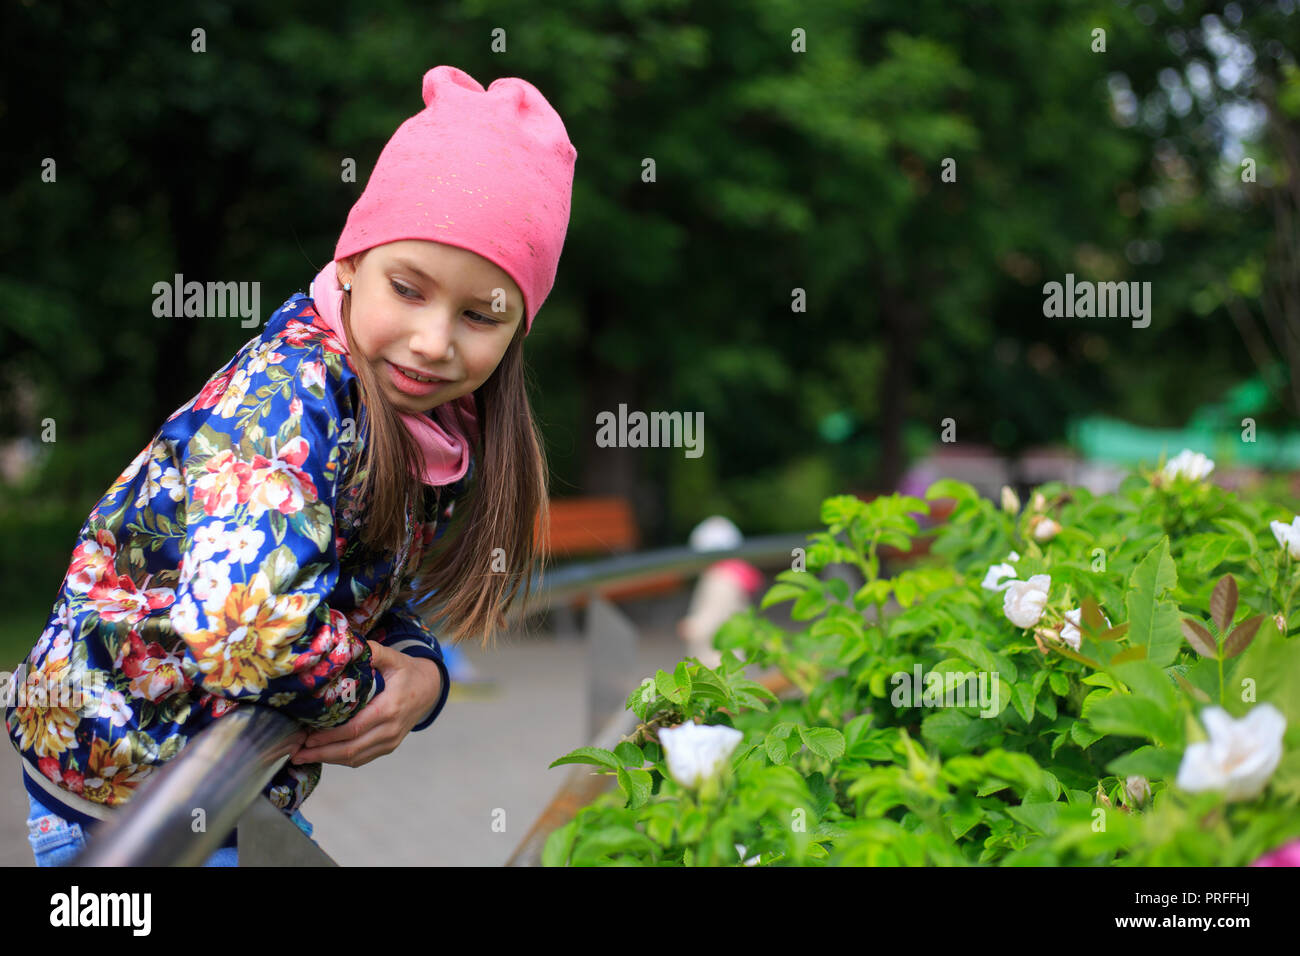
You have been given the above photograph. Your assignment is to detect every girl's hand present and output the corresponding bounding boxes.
[289,641,443,769]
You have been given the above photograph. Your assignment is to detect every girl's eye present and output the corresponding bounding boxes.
[392,280,495,323]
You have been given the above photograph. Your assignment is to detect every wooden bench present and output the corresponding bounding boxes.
[537,497,685,605]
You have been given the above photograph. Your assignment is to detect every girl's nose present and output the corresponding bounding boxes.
[409,312,456,359]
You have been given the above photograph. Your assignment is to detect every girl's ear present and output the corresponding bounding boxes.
[338,253,362,282]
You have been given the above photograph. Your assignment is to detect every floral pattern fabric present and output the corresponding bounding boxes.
[5,289,468,818]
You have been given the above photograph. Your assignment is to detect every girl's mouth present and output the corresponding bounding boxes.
[387,361,447,396]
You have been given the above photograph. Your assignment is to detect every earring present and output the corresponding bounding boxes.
[343,281,352,292]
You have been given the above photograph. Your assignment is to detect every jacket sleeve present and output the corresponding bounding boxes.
[369,602,451,732]
[169,341,383,729]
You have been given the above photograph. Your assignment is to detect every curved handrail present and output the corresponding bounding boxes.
[72,706,305,866]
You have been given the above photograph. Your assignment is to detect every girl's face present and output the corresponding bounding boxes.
[338,240,524,416]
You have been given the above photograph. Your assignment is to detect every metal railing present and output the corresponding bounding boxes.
[69,531,814,866]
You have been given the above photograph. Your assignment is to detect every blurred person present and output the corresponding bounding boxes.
[677,517,764,668]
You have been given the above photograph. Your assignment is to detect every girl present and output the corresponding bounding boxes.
[6,64,576,866]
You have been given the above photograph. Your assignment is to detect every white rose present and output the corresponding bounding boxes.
[1032,517,1062,541]
[1162,448,1215,482]
[1003,574,1051,629]
[981,562,1018,592]
[1176,704,1287,802]
[1125,775,1151,806]
[1060,606,1111,650]
[980,551,1021,592]
[658,722,744,789]
[1269,516,1300,560]
[1000,485,1021,514]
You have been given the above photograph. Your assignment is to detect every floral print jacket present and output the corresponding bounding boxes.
[5,289,469,838]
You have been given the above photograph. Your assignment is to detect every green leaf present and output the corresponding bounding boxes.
[924,478,978,503]
[1011,680,1037,725]
[684,666,731,704]
[570,827,657,864]
[1069,720,1104,749]
[1125,537,1183,667]
[934,637,1018,684]
[548,747,621,770]
[616,767,653,809]
[764,722,796,765]
[769,721,796,739]
[613,742,643,767]
[1035,692,1057,720]
[854,578,893,609]
[1005,802,1063,835]
[1110,659,1178,711]
[791,588,829,620]
[1106,745,1183,781]
[1088,695,1178,747]
[893,573,917,608]
[1081,672,1118,690]
[673,660,693,705]
[946,795,985,840]
[655,668,686,705]
[1232,617,1300,726]
[1195,536,1236,575]
[1212,518,1258,556]
[798,726,846,761]
[984,750,1060,799]
[760,581,806,610]
[921,709,998,755]
[541,820,577,867]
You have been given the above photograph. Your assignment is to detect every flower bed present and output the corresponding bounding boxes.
[543,454,1300,866]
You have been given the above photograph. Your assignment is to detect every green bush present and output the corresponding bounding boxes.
[543,457,1300,866]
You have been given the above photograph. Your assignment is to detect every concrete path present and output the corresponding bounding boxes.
[2,591,740,867]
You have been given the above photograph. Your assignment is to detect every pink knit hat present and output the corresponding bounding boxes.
[334,65,577,335]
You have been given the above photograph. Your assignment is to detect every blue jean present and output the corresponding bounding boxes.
[25,789,315,867]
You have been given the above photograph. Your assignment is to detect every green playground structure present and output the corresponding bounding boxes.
[1068,367,1300,470]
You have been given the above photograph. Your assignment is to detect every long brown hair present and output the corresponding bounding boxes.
[332,253,551,650]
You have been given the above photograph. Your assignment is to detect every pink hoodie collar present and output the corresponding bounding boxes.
[308,260,477,487]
